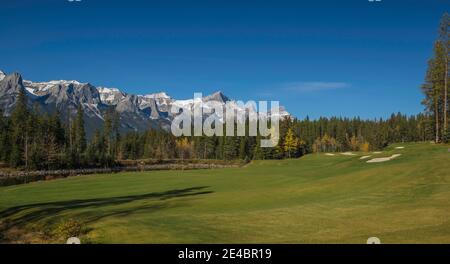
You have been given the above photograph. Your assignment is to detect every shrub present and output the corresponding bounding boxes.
[443,129,450,144]
[53,219,84,240]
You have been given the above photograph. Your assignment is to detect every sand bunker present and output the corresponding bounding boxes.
[341,152,356,156]
[367,154,402,163]
[360,155,372,160]
[325,153,336,156]
[395,147,405,149]
[372,151,382,154]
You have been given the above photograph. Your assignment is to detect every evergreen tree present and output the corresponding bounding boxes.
[9,88,29,167]
[104,108,113,155]
[0,108,8,162]
[223,136,238,160]
[74,105,87,154]
[238,137,247,160]
[439,12,449,139]
[422,43,445,143]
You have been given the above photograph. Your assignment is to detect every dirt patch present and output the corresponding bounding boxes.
[0,223,50,244]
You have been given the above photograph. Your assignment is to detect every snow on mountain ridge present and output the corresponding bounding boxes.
[1,71,290,128]
[98,86,126,105]
[0,70,5,81]
[142,92,170,99]
[18,77,288,115]
[48,80,85,85]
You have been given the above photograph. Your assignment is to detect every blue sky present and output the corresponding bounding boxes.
[0,0,448,119]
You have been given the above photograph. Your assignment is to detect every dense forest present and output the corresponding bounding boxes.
[0,13,448,171]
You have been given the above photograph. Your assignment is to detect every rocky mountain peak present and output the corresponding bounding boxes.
[203,91,229,103]
[0,72,26,115]
[0,72,24,92]
[97,87,126,105]
[0,70,290,137]
[116,94,141,114]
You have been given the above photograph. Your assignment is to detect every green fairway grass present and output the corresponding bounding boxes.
[1,142,450,244]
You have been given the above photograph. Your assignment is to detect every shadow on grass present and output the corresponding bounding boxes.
[0,186,213,228]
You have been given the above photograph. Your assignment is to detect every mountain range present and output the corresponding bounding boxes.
[0,70,289,137]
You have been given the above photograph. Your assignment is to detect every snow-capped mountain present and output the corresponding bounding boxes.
[0,70,6,82]
[97,87,126,105]
[0,70,289,137]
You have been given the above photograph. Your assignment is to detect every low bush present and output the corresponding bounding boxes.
[53,219,84,240]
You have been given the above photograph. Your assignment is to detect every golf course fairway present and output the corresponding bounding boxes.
[1,142,449,244]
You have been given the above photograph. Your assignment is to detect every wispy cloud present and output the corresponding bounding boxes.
[283,82,350,93]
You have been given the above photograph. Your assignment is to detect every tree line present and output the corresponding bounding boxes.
[0,87,436,170]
